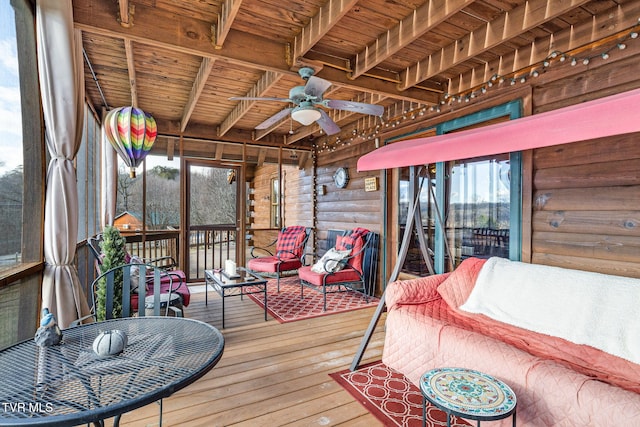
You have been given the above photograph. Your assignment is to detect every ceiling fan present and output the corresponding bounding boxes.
[229,67,384,135]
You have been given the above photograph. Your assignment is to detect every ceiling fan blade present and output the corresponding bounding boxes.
[322,99,384,116]
[255,108,293,129]
[304,76,332,99]
[316,109,340,135]
[229,96,292,102]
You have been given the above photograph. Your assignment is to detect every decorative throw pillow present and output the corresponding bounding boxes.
[310,248,351,274]
[437,257,487,308]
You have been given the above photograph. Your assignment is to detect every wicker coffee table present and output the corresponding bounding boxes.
[420,367,517,427]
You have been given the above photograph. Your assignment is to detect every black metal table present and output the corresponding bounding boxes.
[204,268,268,328]
[0,317,224,427]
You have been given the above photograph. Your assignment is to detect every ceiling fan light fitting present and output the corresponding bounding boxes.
[291,106,322,125]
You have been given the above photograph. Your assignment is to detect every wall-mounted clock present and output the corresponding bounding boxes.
[333,167,349,189]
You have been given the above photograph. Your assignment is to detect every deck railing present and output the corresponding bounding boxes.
[188,225,237,281]
[122,230,180,269]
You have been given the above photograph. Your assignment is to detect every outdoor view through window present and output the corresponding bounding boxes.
[0,4,23,274]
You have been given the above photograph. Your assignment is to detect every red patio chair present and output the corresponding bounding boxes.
[298,227,374,311]
[247,226,312,292]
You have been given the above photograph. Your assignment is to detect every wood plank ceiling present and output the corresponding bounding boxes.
[74,0,639,164]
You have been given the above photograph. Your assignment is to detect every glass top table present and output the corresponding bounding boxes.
[205,268,268,328]
[420,367,517,427]
[0,317,224,426]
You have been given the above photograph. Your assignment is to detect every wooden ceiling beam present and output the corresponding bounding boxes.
[73,0,439,107]
[399,0,591,90]
[219,71,282,136]
[257,148,267,167]
[123,38,137,107]
[316,66,440,104]
[215,143,225,160]
[74,0,289,71]
[447,1,640,95]
[181,57,215,132]
[117,0,133,28]
[350,0,473,80]
[292,0,359,61]
[213,0,243,48]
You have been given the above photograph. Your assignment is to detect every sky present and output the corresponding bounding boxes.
[0,1,22,176]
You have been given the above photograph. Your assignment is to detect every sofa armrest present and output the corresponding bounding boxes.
[386,273,451,311]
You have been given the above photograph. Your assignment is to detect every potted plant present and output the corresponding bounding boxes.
[95,226,127,321]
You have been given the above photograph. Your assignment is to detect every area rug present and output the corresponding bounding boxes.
[246,276,379,323]
[330,361,470,427]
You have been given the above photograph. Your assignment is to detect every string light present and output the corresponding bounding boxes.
[317,22,640,149]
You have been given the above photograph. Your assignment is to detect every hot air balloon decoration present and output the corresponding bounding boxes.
[104,106,158,178]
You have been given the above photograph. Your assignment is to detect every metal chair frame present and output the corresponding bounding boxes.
[299,230,379,311]
[248,226,312,291]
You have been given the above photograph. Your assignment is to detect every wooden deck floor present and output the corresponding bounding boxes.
[119,285,388,426]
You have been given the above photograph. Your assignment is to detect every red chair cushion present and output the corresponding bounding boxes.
[298,265,362,286]
[248,256,303,273]
[275,226,307,259]
[335,228,369,272]
[132,270,190,309]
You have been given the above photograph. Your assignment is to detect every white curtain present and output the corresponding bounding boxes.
[37,0,91,328]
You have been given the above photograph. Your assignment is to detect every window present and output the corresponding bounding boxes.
[270,177,280,228]
[0,2,24,273]
[398,101,522,275]
[0,0,45,347]
[444,155,511,265]
[115,155,181,232]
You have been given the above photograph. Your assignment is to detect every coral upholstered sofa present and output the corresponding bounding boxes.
[382,257,640,426]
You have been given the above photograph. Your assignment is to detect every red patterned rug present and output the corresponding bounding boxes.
[246,276,379,323]
[330,361,471,427]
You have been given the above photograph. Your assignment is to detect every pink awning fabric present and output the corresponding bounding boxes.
[357,88,640,171]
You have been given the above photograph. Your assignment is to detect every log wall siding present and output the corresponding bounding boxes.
[527,42,640,277]
[249,163,314,252]
[531,131,640,277]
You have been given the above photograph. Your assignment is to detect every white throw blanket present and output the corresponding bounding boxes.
[460,257,640,365]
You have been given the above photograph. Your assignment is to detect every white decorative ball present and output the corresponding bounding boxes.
[92,329,128,357]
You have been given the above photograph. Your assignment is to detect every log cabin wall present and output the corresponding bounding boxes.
[528,40,640,278]
[313,35,640,282]
[314,140,385,293]
[249,163,314,253]
[531,132,640,278]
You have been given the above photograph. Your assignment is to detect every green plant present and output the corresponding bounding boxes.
[95,226,127,321]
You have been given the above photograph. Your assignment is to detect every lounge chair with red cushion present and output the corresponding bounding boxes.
[247,225,312,292]
[298,227,375,311]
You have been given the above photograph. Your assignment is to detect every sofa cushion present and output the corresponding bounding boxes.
[386,273,450,310]
[436,257,486,308]
[247,256,302,273]
[299,265,361,285]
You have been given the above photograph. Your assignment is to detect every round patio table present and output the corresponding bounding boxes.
[0,317,224,426]
[420,367,517,427]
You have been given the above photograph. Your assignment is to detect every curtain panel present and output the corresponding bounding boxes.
[37,0,91,328]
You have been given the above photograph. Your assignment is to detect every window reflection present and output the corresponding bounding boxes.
[399,154,510,275]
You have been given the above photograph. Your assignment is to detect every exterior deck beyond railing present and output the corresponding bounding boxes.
[188,225,237,281]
